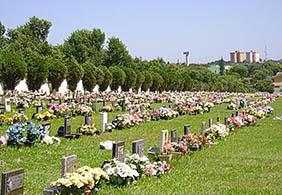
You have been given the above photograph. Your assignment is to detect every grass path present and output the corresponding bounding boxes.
[0,99,281,194]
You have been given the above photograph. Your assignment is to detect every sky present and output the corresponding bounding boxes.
[1,0,282,63]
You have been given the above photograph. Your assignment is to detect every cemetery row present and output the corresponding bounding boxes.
[0,96,275,194]
[0,91,261,147]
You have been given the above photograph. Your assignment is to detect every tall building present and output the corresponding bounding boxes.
[236,51,246,63]
[230,50,260,63]
[252,51,260,63]
[230,52,237,63]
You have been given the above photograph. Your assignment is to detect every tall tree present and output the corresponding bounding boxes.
[219,57,225,75]
[105,37,132,67]
[47,57,68,91]
[99,66,112,91]
[121,67,137,91]
[109,66,126,90]
[66,56,84,92]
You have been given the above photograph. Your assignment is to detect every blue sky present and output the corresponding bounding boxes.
[1,0,282,63]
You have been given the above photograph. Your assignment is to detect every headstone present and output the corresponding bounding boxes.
[170,129,177,142]
[112,141,125,161]
[43,186,61,195]
[5,98,11,112]
[160,130,169,153]
[224,117,228,126]
[91,101,96,112]
[64,116,72,135]
[132,139,145,157]
[184,124,190,135]
[0,104,5,114]
[102,100,106,107]
[121,99,126,111]
[201,122,206,135]
[216,116,220,125]
[84,115,92,125]
[61,155,77,177]
[1,168,24,195]
[36,105,43,114]
[235,111,239,116]
[231,113,234,117]
[208,118,212,128]
[18,109,25,115]
[42,123,51,134]
[102,112,108,132]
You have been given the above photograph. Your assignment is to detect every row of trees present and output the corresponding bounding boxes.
[0,17,281,93]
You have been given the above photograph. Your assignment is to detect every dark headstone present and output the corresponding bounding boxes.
[112,141,125,162]
[224,117,228,126]
[43,186,61,195]
[64,116,72,135]
[208,118,212,128]
[1,168,24,195]
[184,124,190,135]
[61,155,77,177]
[235,111,239,116]
[0,104,5,114]
[18,109,25,115]
[216,116,220,123]
[231,113,234,117]
[132,139,145,157]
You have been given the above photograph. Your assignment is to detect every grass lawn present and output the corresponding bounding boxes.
[0,99,281,194]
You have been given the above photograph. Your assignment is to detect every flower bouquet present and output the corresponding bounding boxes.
[13,113,28,123]
[78,124,99,135]
[33,111,56,121]
[145,161,171,177]
[51,166,109,194]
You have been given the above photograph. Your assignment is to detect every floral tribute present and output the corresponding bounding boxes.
[51,166,109,194]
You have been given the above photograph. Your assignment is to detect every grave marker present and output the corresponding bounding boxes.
[5,98,11,112]
[84,115,92,125]
[184,124,190,135]
[208,118,212,128]
[201,122,206,135]
[216,116,220,125]
[224,117,228,126]
[160,130,169,153]
[36,105,43,114]
[42,123,51,134]
[102,112,108,132]
[61,155,77,177]
[112,141,125,161]
[0,104,5,114]
[1,168,24,195]
[18,109,25,115]
[64,116,72,135]
[132,139,145,157]
[170,129,177,142]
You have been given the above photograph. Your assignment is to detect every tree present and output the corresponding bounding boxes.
[134,69,145,91]
[230,65,248,78]
[219,57,225,75]
[47,57,68,91]
[150,72,164,91]
[254,79,274,93]
[63,29,105,64]
[109,66,126,90]
[121,67,137,91]
[82,62,97,92]
[26,54,48,91]
[0,49,27,90]
[0,21,5,36]
[105,37,132,67]
[99,66,112,91]
[66,56,84,92]
[141,71,153,91]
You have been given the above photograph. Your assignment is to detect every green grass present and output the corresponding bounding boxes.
[0,99,282,194]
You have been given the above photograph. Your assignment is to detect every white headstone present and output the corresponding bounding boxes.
[5,98,11,112]
[102,112,108,131]
[160,130,169,153]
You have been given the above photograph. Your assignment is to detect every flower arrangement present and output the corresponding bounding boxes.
[145,161,171,177]
[163,141,188,155]
[99,105,114,112]
[206,124,229,139]
[78,124,99,135]
[0,114,13,125]
[33,111,56,121]
[51,166,109,194]
[76,105,92,116]
[13,113,28,123]
[180,132,209,151]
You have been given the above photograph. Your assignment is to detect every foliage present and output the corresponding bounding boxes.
[121,67,137,91]
[66,56,84,92]
[219,57,225,76]
[99,66,112,91]
[141,71,153,91]
[0,48,27,90]
[82,62,97,92]
[150,72,164,91]
[109,66,126,91]
[47,57,68,91]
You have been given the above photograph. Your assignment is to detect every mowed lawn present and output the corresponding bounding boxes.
[0,99,281,194]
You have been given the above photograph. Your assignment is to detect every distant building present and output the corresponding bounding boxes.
[230,50,260,63]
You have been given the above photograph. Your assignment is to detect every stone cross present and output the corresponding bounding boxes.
[112,141,125,162]
[1,168,24,195]
[132,139,145,157]
[61,155,77,177]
